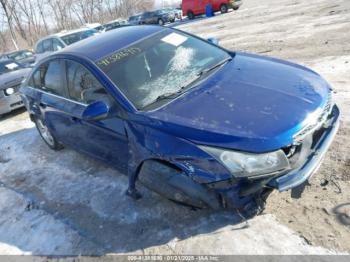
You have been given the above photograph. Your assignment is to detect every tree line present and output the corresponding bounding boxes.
[0,0,154,53]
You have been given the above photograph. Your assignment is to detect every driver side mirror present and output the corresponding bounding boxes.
[207,37,219,45]
[82,100,109,121]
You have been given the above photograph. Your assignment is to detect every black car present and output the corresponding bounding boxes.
[0,59,31,116]
[128,14,143,25]
[104,19,130,31]
[139,10,176,25]
[0,49,36,67]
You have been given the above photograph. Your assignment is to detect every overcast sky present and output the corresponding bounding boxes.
[154,0,181,8]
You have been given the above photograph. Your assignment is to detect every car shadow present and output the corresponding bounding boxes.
[332,203,350,226]
[0,127,251,255]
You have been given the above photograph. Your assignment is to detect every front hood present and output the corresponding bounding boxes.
[145,52,331,152]
[0,68,31,89]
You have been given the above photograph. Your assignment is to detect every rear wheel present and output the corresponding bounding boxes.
[187,11,195,20]
[220,4,228,13]
[34,116,63,150]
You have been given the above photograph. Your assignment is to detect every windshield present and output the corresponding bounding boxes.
[8,50,33,61]
[0,61,22,75]
[60,29,98,45]
[96,29,231,110]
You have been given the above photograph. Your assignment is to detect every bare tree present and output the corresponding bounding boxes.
[0,0,18,50]
[0,0,155,52]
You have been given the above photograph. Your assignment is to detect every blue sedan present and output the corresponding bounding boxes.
[20,25,340,212]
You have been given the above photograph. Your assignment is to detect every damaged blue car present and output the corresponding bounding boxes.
[20,26,340,212]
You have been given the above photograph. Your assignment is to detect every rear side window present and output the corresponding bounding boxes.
[28,60,66,97]
[65,60,112,104]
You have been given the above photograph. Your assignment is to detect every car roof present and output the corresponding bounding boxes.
[37,27,96,44]
[58,25,165,61]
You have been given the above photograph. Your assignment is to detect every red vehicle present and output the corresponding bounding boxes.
[182,0,241,19]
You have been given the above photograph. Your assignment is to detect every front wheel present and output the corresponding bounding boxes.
[158,19,164,25]
[34,116,63,150]
[220,4,228,13]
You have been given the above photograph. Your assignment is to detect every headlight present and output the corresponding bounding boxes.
[5,87,15,95]
[200,146,290,178]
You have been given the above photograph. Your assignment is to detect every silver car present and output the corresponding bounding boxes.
[0,59,31,116]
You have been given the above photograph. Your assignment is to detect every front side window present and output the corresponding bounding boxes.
[65,60,112,104]
[96,29,231,110]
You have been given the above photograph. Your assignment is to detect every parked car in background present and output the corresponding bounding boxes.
[0,59,31,116]
[21,26,339,213]
[0,49,36,67]
[83,23,105,32]
[163,7,183,20]
[34,28,100,60]
[128,14,142,25]
[182,0,242,19]
[104,19,129,31]
[140,10,176,25]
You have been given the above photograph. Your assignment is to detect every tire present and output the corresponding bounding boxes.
[158,19,164,25]
[233,6,239,10]
[220,4,228,13]
[187,11,195,20]
[34,116,63,151]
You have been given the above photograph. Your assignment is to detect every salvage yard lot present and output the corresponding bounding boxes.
[0,0,350,255]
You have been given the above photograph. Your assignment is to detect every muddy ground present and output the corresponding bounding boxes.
[0,0,349,255]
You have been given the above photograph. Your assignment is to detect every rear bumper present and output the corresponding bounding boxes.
[0,92,24,115]
[269,105,340,191]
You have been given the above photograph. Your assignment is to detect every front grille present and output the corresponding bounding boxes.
[293,91,333,141]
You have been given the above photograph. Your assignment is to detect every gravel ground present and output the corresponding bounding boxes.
[0,0,349,255]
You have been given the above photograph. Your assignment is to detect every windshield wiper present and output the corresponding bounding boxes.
[198,57,232,77]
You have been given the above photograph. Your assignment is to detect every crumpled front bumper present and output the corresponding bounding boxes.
[269,105,340,191]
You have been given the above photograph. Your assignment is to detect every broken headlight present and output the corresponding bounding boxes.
[200,146,290,178]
